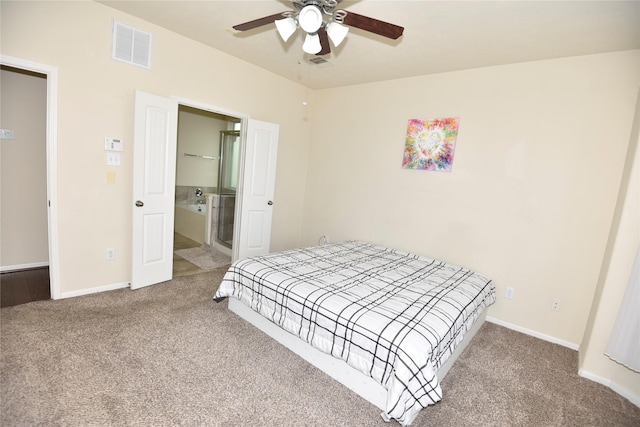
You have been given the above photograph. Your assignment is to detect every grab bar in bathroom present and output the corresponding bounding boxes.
[183,153,219,160]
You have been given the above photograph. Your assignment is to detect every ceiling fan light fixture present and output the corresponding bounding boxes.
[302,33,322,54]
[232,3,404,57]
[275,16,297,42]
[298,5,323,33]
[326,21,349,47]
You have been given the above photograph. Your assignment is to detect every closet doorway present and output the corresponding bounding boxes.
[0,57,60,304]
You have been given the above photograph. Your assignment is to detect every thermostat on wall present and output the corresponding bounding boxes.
[105,137,123,151]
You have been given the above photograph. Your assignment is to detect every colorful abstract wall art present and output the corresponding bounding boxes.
[402,117,460,171]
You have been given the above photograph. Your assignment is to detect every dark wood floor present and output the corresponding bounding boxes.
[1,266,50,308]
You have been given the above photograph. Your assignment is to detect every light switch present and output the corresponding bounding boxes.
[106,153,121,166]
[106,171,116,183]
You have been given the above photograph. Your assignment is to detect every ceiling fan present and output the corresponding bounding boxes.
[232,0,404,56]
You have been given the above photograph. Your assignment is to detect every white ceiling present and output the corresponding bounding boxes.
[98,1,640,90]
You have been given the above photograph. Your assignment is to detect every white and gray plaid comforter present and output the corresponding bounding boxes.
[214,241,495,426]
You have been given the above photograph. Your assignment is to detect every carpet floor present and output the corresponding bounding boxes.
[2,269,639,426]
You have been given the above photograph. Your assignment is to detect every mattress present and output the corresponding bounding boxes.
[214,240,495,425]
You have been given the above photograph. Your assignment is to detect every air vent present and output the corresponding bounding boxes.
[307,57,334,68]
[112,20,152,69]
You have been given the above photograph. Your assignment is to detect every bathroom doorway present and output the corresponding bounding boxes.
[172,106,241,277]
[132,92,279,288]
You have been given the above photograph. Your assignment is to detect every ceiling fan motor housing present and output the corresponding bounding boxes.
[298,5,324,33]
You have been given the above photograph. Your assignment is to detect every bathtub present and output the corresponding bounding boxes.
[175,204,207,244]
[179,203,207,215]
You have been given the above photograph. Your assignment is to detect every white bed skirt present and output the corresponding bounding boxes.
[228,297,487,412]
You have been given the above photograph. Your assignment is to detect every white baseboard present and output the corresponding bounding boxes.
[0,262,49,273]
[486,316,580,351]
[58,281,130,299]
[579,369,640,407]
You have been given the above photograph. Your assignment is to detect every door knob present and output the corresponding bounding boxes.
[135,200,144,207]
[267,200,273,206]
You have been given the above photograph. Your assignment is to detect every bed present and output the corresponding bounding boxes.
[213,240,495,426]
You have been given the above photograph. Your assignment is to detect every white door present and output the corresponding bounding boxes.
[131,91,178,290]
[235,119,279,260]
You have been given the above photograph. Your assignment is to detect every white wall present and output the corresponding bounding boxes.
[1,1,311,293]
[0,67,48,269]
[303,51,640,348]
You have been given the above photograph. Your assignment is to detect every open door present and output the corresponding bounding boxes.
[235,119,279,260]
[131,91,178,290]
[132,92,278,288]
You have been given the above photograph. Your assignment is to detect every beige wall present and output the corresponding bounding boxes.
[303,51,639,348]
[0,67,48,268]
[1,1,311,291]
[579,92,640,403]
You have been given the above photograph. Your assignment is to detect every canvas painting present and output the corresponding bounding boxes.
[402,117,460,171]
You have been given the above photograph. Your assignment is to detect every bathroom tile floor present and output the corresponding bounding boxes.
[173,233,218,277]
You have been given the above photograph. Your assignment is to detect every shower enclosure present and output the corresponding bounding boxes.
[216,130,240,249]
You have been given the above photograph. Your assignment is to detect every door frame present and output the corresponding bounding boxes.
[0,55,61,299]
[171,96,248,262]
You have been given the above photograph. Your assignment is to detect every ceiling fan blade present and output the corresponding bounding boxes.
[317,27,331,55]
[233,12,288,31]
[342,11,404,40]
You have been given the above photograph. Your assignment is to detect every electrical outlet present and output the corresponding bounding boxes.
[505,287,515,300]
[106,248,115,260]
[552,299,561,311]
